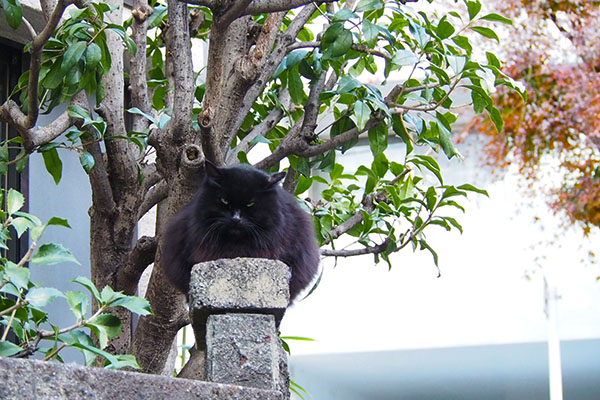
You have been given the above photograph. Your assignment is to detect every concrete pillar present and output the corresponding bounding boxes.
[187,258,291,399]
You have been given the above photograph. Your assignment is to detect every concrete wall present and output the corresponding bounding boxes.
[0,357,282,400]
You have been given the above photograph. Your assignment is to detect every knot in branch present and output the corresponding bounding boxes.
[132,4,153,23]
[199,108,212,131]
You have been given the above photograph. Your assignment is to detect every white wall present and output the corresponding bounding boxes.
[281,138,600,356]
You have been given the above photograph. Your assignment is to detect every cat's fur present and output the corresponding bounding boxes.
[162,162,320,303]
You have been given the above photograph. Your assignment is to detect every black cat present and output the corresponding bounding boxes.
[161,162,320,303]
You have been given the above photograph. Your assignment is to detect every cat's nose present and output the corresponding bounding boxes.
[232,210,241,223]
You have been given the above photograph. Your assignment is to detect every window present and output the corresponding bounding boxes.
[0,40,28,263]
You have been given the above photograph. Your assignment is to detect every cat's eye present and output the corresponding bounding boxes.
[220,197,229,205]
[246,202,255,208]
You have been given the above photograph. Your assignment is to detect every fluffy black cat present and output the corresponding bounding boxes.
[162,162,320,303]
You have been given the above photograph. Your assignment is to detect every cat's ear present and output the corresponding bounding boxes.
[267,171,286,187]
[204,160,222,187]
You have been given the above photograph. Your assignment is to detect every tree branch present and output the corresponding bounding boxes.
[138,180,168,220]
[226,90,292,164]
[223,3,319,162]
[321,238,391,257]
[297,117,383,158]
[129,0,153,134]
[324,168,412,244]
[117,236,157,295]
[71,93,117,215]
[0,101,71,153]
[26,0,74,129]
[219,0,252,27]
[165,0,196,145]
[244,0,332,14]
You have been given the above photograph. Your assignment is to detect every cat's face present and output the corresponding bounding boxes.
[197,163,286,240]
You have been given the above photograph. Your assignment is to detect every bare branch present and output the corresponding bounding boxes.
[142,163,161,191]
[321,238,391,257]
[300,71,328,141]
[165,0,196,144]
[0,101,70,152]
[224,3,319,159]
[244,0,332,14]
[226,90,292,164]
[220,0,252,26]
[71,93,117,215]
[129,0,153,134]
[25,0,74,129]
[138,180,168,220]
[117,236,157,295]
[298,117,383,158]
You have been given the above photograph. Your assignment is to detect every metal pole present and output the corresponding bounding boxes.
[544,278,563,400]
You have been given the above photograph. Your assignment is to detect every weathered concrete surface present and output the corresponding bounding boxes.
[188,258,290,341]
[0,356,282,400]
[205,314,288,395]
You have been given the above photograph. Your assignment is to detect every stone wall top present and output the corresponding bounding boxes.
[0,357,283,400]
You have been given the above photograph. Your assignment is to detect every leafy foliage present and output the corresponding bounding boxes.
[0,0,521,375]
[470,0,600,233]
[0,189,151,367]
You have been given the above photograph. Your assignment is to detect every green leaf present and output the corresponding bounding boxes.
[330,28,353,58]
[337,75,361,94]
[60,41,88,74]
[58,331,96,366]
[31,243,81,266]
[6,188,24,215]
[288,69,305,105]
[419,239,439,267]
[457,183,489,196]
[11,217,34,238]
[470,26,499,42]
[108,296,152,316]
[332,8,357,22]
[480,13,512,25]
[72,276,101,303]
[368,124,388,157]
[47,216,71,228]
[486,105,504,132]
[79,151,95,174]
[67,105,91,121]
[295,175,312,196]
[465,0,482,20]
[5,261,30,290]
[86,313,121,349]
[425,186,437,210]
[85,42,102,69]
[106,354,141,370]
[1,0,22,29]
[354,100,371,131]
[435,116,461,160]
[41,147,63,185]
[355,0,383,12]
[286,50,309,70]
[363,19,378,46]
[0,341,22,356]
[409,155,443,184]
[391,49,418,67]
[127,107,157,124]
[436,18,455,39]
[99,285,122,305]
[322,23,353,59]
[25,287,65,307]
[452,35,472,54]
[66,290,88,320]
[391,114,413,155]
[409,21,429,48]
